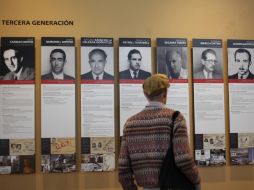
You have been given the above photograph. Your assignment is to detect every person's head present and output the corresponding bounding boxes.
[88,48,107,76]
[166,49,183,78]
[234,48,252,75]
[3,48,24,73]
[50,49,66,74]
[143,74,170,104]
[128,49,142,71]
[201,49,217,73]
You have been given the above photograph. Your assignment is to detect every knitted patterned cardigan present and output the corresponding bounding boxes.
[118,102,200,189]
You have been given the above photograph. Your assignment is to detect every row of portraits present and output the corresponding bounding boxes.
[1,46,254,80]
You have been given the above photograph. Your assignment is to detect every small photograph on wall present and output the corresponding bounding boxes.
[195,149,226,166]
[203,134,225,149]
[192,39,223,80]
[80,38,114,81]
[41,37,75,81]
[81,154,103,171]
[50,154,76,173]
[119,38,151,80]
[0,37,35,81]
[19,155,35,174]
[90,137,115,154]
[227,40,254,80]
[50,137,75,155]
[80,153,115,172]
[231,148,248,165]
[41,155,51,173]
[9,139,35,156]
[0,156,11,174]
[157,38,188,79]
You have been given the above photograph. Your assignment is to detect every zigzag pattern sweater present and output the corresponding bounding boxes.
[118,102,200,189]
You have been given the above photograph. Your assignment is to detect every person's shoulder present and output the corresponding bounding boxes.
[103,72,114,80]
[248,72,254,79]
[193,70,204,78]
[81,71,92,79]
[120,69,129,74]
[24,66,34,72]
[213,71,223,79]
[119,69,131,79]
[41,73,53,80]
[64,74,74,80]
[22,67,35,80]
[139,69,151,75]
[228,73,237,79]
[127,107,173,122]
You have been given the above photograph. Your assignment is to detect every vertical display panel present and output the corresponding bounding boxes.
[0,37,35,174]
[192,39,226,166]
[228,39,254,165]
[157,38,190,133]
[41,37,76,173]
[119,38,151,135]
[80,38,115,172]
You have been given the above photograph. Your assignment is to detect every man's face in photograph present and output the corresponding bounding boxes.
[202,52,217,72]
[50,52,66,74]
[3,49,23,72]
[129,53,142,71]
[235,52,251,75]
[167,51,183,75]
[89,52,106,75]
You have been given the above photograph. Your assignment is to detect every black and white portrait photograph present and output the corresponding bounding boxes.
[193,48,223,79]
[157,47,188,79]
[81,47,114,80]
[0,47,35,80]
[41,46,75,80]
[119,47,151,80]
[228,48,254,79]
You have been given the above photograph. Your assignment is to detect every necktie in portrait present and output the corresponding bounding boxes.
[133,71,137,79]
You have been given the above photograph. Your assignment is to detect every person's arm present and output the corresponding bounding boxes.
[173,113,201,185]
[118,127,137,190]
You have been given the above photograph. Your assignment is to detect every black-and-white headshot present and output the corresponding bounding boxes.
[119,48,151,80]
[81,48,114,80]
[41,47,75,80]
[157,47,188,79]
[81,47,114,80]
[228,48,254,79]
[0,47,35,80]
[193,48,223,79]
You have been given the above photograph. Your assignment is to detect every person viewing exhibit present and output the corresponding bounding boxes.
[120,49,151,79]
[1,47,34,80]
[81,48,113,80]
[229,48,254,79]
[118,74,201,190]
[41,48,74,80]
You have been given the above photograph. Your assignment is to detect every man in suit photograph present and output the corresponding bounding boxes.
[81,48,113,80]
[194,48,222,79]
[41,48,74,80]
[1,48,34,80]
[120,49,151,79]
[229,48,254,79]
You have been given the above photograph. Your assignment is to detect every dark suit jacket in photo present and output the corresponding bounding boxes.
[120,69,151,79]
[229,72,254,79]
[2,67,35,80]
[193,70,222,79]
[41,72,74,80]
[81,71,114,80]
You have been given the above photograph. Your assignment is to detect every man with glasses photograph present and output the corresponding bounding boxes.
[194,48,222,79]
